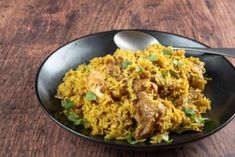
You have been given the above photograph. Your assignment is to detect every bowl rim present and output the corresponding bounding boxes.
[35,29,235,150]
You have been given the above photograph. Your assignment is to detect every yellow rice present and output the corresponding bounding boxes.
[56,44,211,144]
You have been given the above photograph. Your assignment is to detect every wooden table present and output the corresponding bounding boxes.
[0,0,234,156]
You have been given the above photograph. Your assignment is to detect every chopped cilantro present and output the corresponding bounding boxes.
[163,49,172,56]
[199,117,211,123]
[173,59,184,66]
[121,60,132,69]
[191,115,210,124]
[68,111,79,121]
[73,119,84,125]
[162,134,173,143]
[203,73,212,81]
[126,132,138,144]
[183,107,210,124]
[204,73,212,81]
[85,91,97,101]
[148,54,159,62]
[61,99,74,109]
[204,77,212,81]
[68,111,84,125]
[176,117,210,133]
[204,119,213,131]
[182,107,195,116]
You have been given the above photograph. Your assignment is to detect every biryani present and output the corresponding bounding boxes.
[56,44,211,144]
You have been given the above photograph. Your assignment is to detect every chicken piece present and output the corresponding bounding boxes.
[188,61,206,90]
[92,86,104,97]
[134,92,166,140]
[150,82,158,93]
[133,79,148,93]
[106,59,123,81]
[87,71,104,86]
[189,58,205,74]
[106,61,116,73]
[189,75,206,90]
[173,95,188,106]
[87,71,105,97]
[195,64,205,73]
[140,71,151,79]
[133,79,158,94]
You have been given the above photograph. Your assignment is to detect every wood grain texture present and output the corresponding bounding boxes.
[0,0,234,156]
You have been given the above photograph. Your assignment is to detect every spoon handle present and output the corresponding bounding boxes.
[173,47,235,57]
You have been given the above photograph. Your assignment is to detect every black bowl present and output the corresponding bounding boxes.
[35,30,235,150]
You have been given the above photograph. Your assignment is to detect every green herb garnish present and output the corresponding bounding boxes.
[173,59,184,66]
[61,99,74,109]
[85,91,97,101]
[162,134,173,143]
[191,115,210,124]
[121,60,132,69]
[68,111,84,125]
[148,54,159,62]
[204,77,212,81]
[68,111,79,121]
[175,117,210,133]
[73,119,84,125]
[183,108,210,124]
[204,73,212,81]
[163,49,172,56]
[182,107,195,116]
[199,117,210,123]
[204,119,213,131]
[126,132,138,144]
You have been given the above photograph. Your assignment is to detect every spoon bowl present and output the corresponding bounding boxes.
[114,31,159,51]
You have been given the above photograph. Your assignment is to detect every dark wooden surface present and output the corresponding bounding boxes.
[0,0,234,156]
